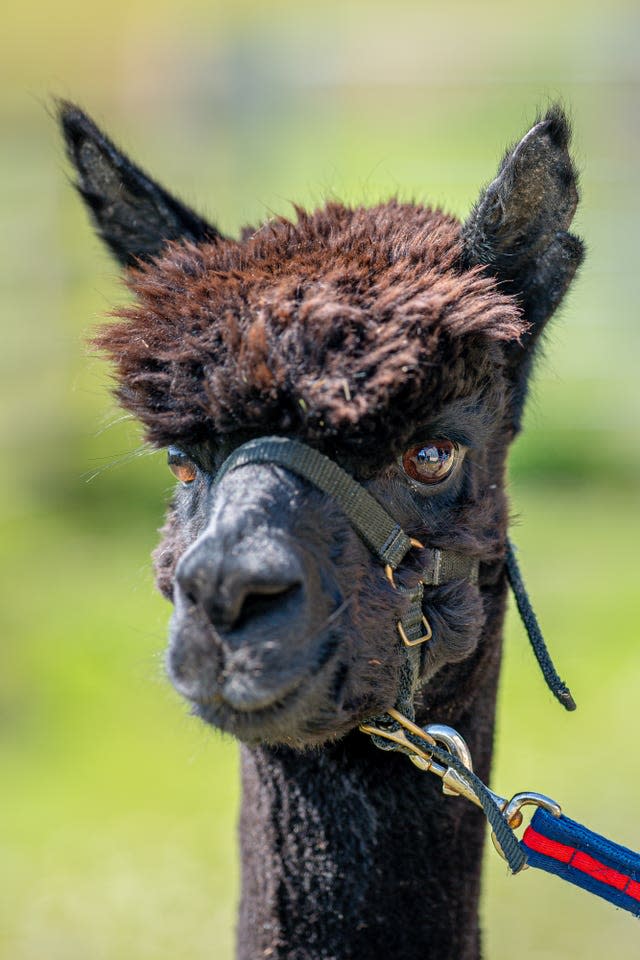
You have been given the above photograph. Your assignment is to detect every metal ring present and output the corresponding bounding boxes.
[397,615,432,647]
[384,538,424,588]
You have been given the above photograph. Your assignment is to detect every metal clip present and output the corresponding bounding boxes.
[359,710,437,766]
[360,708,562,867]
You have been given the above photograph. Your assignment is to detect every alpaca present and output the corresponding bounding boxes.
[59,102,582,960]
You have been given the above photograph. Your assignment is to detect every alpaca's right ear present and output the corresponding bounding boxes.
[57,101,223,267]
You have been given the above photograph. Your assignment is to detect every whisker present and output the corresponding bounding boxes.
[81,444,157,482]
[304,595,354,646]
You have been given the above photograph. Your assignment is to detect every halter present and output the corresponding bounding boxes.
[215,435,573,712]
[216,436,479,698]
[213,436,640,912]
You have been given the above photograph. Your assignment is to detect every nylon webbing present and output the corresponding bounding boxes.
[523,808,640,915]
[214,437,412,569]
[418,549,479,586]
[396,580,425,644]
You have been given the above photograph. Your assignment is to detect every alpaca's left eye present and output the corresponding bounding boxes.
[168,447,198,485]
[401,439,459,485]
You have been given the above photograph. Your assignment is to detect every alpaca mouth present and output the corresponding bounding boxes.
[193,674,308,733]
[186,633,348,745]
[218,670,307,713]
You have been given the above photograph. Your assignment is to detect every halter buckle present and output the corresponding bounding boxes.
[397,616,432,647]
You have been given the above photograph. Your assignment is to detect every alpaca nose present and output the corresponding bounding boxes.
[175,537,304,631]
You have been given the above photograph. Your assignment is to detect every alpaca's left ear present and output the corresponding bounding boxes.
[462,106,584,432]
[58,101,223,267]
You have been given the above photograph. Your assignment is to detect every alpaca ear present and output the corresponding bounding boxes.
[57,101,223,267]
[462,106,584,431]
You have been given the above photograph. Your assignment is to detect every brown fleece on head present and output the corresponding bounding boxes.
[95,201,526,450]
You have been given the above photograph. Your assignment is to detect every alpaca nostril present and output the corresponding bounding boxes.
[232,581,302,630]
[207,576,302,631]
[184,588,198,607]
[175,565,206,611]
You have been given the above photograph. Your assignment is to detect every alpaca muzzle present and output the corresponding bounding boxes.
[212,436,482,714]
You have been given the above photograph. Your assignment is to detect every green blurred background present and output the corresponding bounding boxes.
[2,1,640,956]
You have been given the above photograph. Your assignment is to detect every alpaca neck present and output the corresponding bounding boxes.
[237,740,487,960]
[236,588,505,960]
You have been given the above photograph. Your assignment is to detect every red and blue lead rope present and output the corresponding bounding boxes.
[521,808,640,917]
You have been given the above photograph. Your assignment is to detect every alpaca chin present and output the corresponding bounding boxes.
[187,651,363,750]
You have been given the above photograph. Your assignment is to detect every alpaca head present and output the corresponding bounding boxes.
[61,104,582,748]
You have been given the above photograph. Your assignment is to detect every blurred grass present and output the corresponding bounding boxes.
[2,1,640,957]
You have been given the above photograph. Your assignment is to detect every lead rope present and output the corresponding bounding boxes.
[360,709,640,917]
[362,540,640,914]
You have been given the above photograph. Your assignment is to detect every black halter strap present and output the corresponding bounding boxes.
[215,435,575,712]
[215,436,472,576]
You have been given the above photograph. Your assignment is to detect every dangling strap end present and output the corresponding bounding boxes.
[557,687,577,712]
[506,538,577,713]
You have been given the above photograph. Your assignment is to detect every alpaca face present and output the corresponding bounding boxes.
[159,389,508,747]
[60,103,582,747]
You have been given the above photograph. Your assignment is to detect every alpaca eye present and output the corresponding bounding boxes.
[401,440,458,485]
[168,447,198,485]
